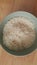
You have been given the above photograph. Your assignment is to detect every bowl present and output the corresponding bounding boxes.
[0,11,37,56]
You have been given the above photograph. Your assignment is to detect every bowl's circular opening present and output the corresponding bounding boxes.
[0,11,37,56]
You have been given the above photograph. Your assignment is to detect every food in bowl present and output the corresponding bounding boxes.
[3,17,35,51]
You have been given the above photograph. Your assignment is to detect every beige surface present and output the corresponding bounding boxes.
[0,45,37,65]
[0,0,37,65]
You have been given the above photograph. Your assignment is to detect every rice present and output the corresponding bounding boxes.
[3,17,35,51]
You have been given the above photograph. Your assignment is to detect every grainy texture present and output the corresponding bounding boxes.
[0,0,37,65]
[3,17,35,51]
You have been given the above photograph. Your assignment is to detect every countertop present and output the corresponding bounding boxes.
[0,0,37,65]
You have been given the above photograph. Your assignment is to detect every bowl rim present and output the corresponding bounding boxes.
[0,11,37,56]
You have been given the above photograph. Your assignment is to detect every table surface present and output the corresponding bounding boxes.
[0,0,37,65]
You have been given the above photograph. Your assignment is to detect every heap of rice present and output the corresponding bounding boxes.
[3,17,35,51]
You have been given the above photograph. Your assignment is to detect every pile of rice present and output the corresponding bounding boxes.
[3,17,35,51]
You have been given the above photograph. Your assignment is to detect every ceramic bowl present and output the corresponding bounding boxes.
[0,11,37,56]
